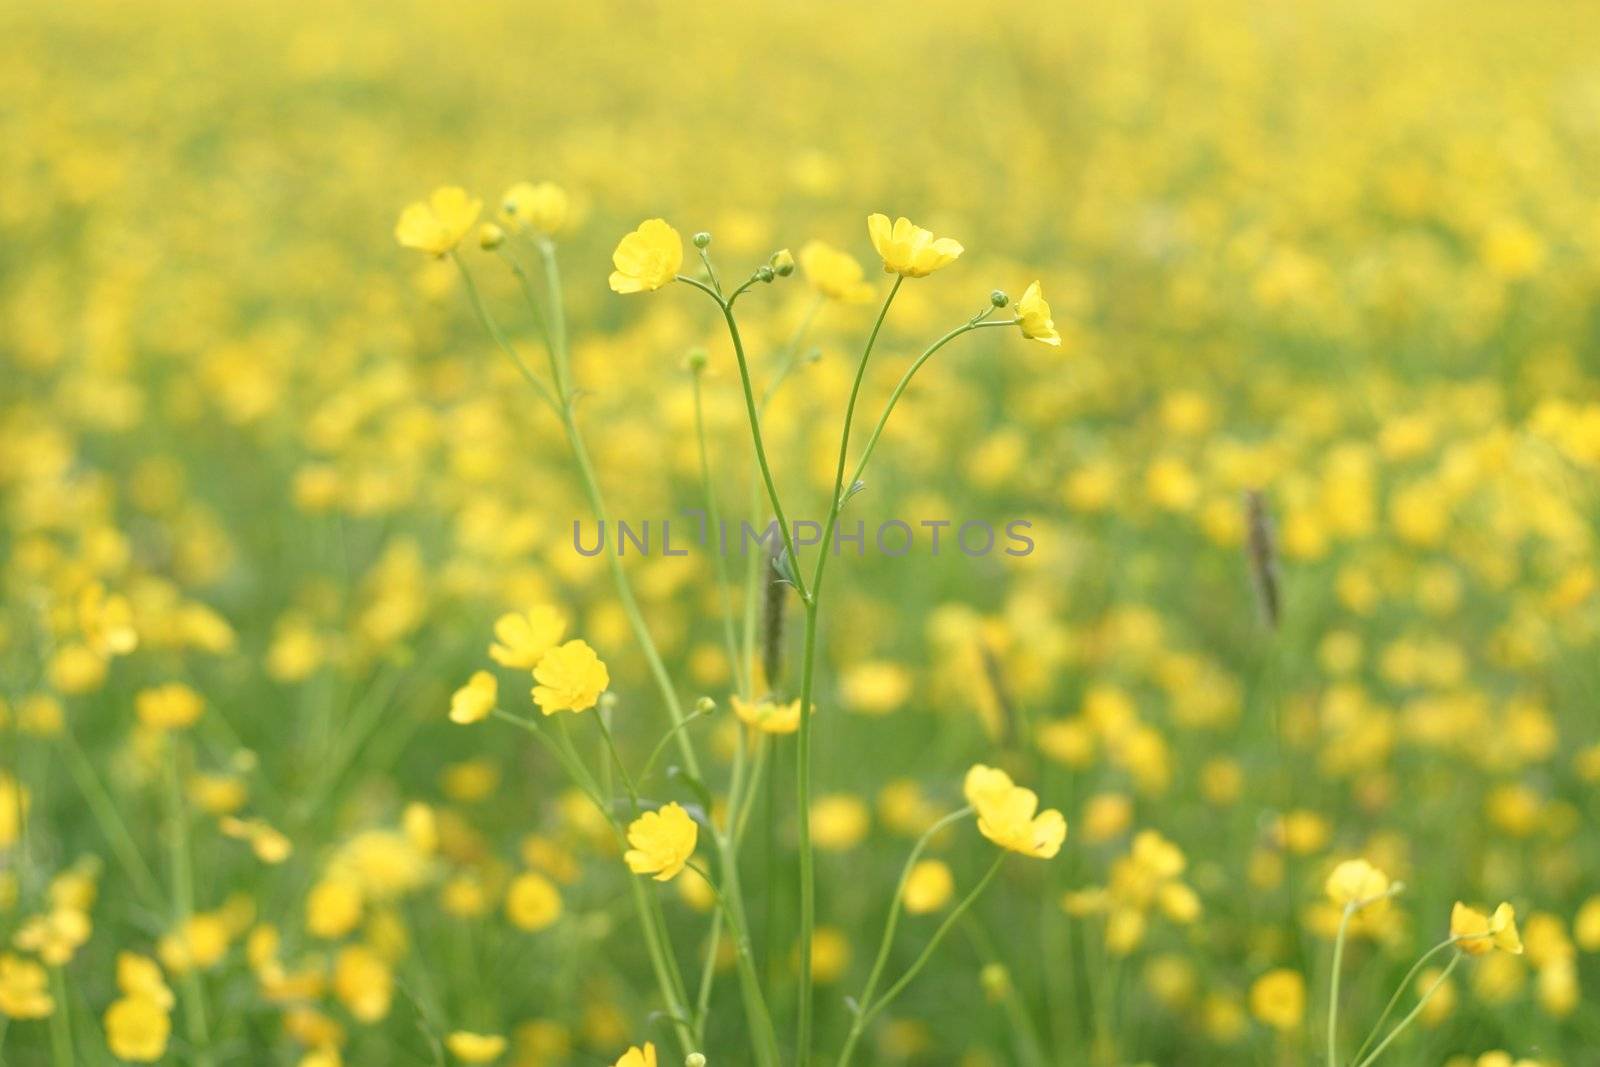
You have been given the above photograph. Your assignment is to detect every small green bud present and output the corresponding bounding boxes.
[685,347,709,373]
[770,248,795,277]
[694,696,717,716]
[478,223,506,250]
[756,265,775,283]
[693,232,712,249]
[990,289,1009,308]
[686,1055,708,1067]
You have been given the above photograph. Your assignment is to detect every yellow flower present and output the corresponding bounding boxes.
[116,953,174,1010]
[608,219,682,294]
[902,860,954,914]
[505,872,563,932]
[866,213,963,278]
[1452,901,1524,956]
[1014,280,1061,346]
[500,181,569,235]
[157,912,230,973]
[395,187,482,256]
[0,953,54,1018]
[489,606,565,669]
[964,763,1066,858]
[1249,968,1305,1031]
[611,1043,657,1067]
[623,802,698,882]
[135,682,205,730]
[104,996,171,1061]
[15,907,91,965]
[306,878,364,939]
[333,945,393,1023]
[810,794,871,851]
[799,240,874,302]
[0,774,28,849]
[449,671,498,724]
[531,639,610,714]
[1325,858,1390,909]
[731,694,803,735]
[447,1031,508,1063]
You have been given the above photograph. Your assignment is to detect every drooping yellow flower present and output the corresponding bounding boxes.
[446,1031,508,1063]
[500,181,569,235]
[488,606,565,669]
[611,1043,657,1067]
[623,802,698,882]
[505,872,563,932]
[799,240,874,302]
[449,671,498,724]
[731,694,803,735]
[1452,901,1524,956]
[902,860,955,914]
[608,219,682,294]
[0,953,54,1018]
[531,639,609,714]
[866,214,963,278]
[395,187,482,256]
[104,995,171,1061]
[1249,968,1305,1031]
[134,682,205,731]
[1014,280,1061,346]
[1324,858,1390,909]
[974,782,1067,859]
[116,953,174,1010]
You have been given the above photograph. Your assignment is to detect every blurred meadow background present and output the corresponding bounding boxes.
[4,0,1600,1064]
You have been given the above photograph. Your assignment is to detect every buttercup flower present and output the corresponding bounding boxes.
[902,859,955,914]
[731,694,803,735]
[866,213,963,277]
[1015,280,1061,345]
[963,763,1018,810]
[0,953,54,1018]
[500,180,569,235]
[446,1031,508,1063]
[104,995,171,1061]
[395,186,482,256]
[1325,858,1390,908]
[449,671,498,724]
[624,802,698,882]
[1249,968,1305,1030]
[609,219,683,293]
[1452,901,1524,955]
[612,1044,657,1067]
[531,639,609,714]
[505,872,563,931]
[489,606,565,668]
[799,240,874,302]
[135,682,204,730]
[117,952,174,1009]
[964,764,1066,858]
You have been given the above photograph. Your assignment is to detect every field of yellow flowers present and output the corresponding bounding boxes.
[5,0,1600,1064]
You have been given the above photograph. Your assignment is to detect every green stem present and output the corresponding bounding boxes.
[1328,901,1355,1067]
[451,252,559,415]
[1350,937,1459,1065]
[687,861,781,1067]
[692,368,748,697]
[592,708,640,812]
[839,855,1006,1066]
[163,738,214,1067]
[47,966,72,1067]
[55,728,165,911]
[1353,953,1460,1067]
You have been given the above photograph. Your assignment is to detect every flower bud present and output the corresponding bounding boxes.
[686,1056,707,1067]
[478,223,506,250]
[685,348,709,373]
[694,696,717,716]
[756,266,775,284]
[693,232,712,249]
[770,249,795,276]
[990,289,1009,308]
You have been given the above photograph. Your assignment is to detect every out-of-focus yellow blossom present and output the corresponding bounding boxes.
[1575,895,1600,951]
[623,802,697,882]
[1324,858,1390,908]
[531,639,609,714]
[840,660,912,715]
[799,240,874,303]
[608,219,682,294]
[807,925,850,983]
[116,953,174,1009]
[450,670,498,725]
[730,694,802,734]
[610,1043,657,1067]
[866,214,962,278]
[505,872,562,932]
[1453,901,1524,955]
[0,954,54,1018]
[0,774,28,849]
[1248,968,1305,1031]
[307,878,364,940]
[220,816,293,863]
[333,945,393,1022]
[157,911,231,973]
[447,1031,508,1063]
[15,906,91,965]
[1014,281,1060,346]
[395,187,482,256]
[902,859,955,914]
[500,181,569,235]
[104,995,171,1061]
[134,682,205,730]
[489,606,565,669]
[810,794,870,851]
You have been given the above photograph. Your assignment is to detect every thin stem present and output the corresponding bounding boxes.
[686,861,782,1067]
[535,239,572,399]
[47,966,72,1067]
[692,368,748,697]
[492,709,609,817]
[1328,901,1355,1067]
[1350,937,1459,1065]
[839,855,1006,1066]
[55,728,165,911]
[1353,953,1461,1067]
[853,807,974,1016]
[451,253,560,415]
[593,708,640,811]
[163,737,214,1067]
